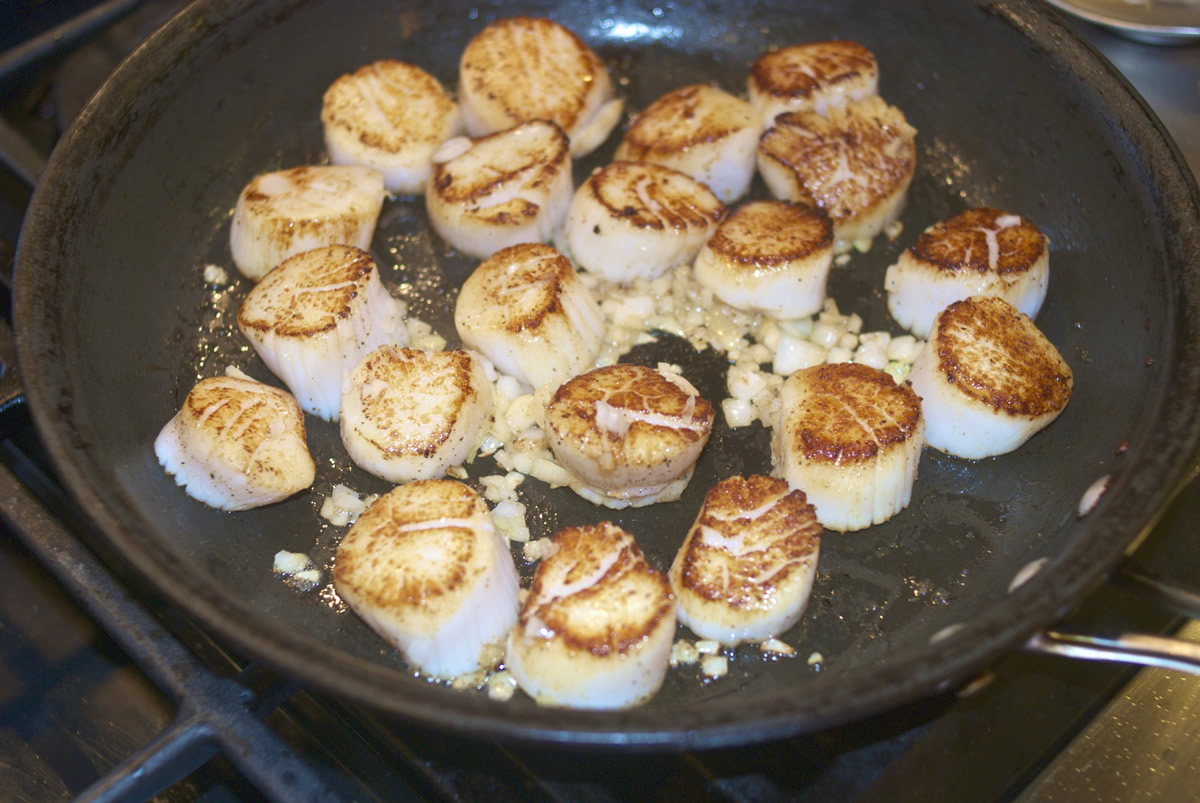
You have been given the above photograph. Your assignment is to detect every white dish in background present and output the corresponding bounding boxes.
[1045,0,1200,43]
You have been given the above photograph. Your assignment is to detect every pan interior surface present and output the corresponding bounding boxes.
[14,0,1200,746]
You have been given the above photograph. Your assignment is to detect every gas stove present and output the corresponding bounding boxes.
[2,3,1199,800]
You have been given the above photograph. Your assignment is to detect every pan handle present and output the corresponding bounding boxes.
[1026,630,1200,674]
[1025,565,1200,673]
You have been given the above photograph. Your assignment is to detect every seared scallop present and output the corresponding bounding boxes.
[454,243,604,393]
[670,475,821,645]
[906,296,1072,459]
[237,245,407,422]
[614,84,763,203]
[775,362,923,532]
[334,479,520,678]
[885,207,1050,338]
[340,346,493,483]
[229,165,386,281]
[692,200,833,318]
[757,96,916,253]
[563,161,725,283]
[506,521,675,709]
[457,16,623,157]
[544,363,715,508]
[321,60,464,195]
[426,119,573,259]
[748,41,879,123]
[155,376,315,511]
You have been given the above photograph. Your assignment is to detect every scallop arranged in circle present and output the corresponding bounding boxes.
[748,40,879,123]
[229,165,386,281]
[339,346,493,484]
[614,83,764,203]
[906,295,1073,459]
[154,376,315,512]
[333,479,520,679]
[237,245,407,422]
[885,207,1051,339]
[321,60,464,195]
[457,16,624,157]
[757,96,916,253]
[544,363,715,508]
[454,243,605,393]
[670,475,822,646]
[426,119,573,259]
[505,521,676,710]
[563,160,726,283]
[692,200,834,318]
[775,362,924,532]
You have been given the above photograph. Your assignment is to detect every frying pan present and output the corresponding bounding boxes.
[13,0,1200,748]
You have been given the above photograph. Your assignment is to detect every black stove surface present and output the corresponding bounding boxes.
[2,3,1199,800]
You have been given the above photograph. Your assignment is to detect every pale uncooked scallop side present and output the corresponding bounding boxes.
[334,480,520,679]
[670,475,822,645]
[321,60,464,195]
[775,362,924,532]
[544,363,715,508]
[426,120,573,259]
[563,161,725,283]
[885,207,1050,338]
[155,376,315,512]
[454,243,604,393]
[692,200,834,318]
[339,346,494,483]
[506,522,675,709]
[748,40,879,123]
[457,16,623,157]
[907,296,1073,458]
[615,84,763,203]
[237,245,407,422]
[228,165,385,281]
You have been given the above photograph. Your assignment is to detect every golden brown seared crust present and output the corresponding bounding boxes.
[333,480,486,613]
[183,377,308,477]
[518,522,673,655]
[459,243,575,335]
[321,60,457,153]
[237,245,375,338]
[909,207,1048,276]
[704,201,832,268]
[782,362,923,463]
[750,41,878,101]
[237,166,381,230]
[757,97,916,221]
[546,364,715,464]
[675,476,821,610]
[347,347,483,457]
[934,296,1073,416]
[583,161,725,232]
[459,16,604,132]
[615,84,754,159]
[431,120,570,209]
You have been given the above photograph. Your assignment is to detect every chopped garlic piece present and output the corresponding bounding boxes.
[273,550,313,575]
[203,263,230,285]
[700,655,729,678]
[670,640,700,667]
[522,537,559,562]
[486,671,518,701]
[760,638,795,656]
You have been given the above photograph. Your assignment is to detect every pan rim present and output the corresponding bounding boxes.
[13,0,1200,748]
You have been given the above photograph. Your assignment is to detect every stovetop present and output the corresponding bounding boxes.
[1,2,1199,800]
